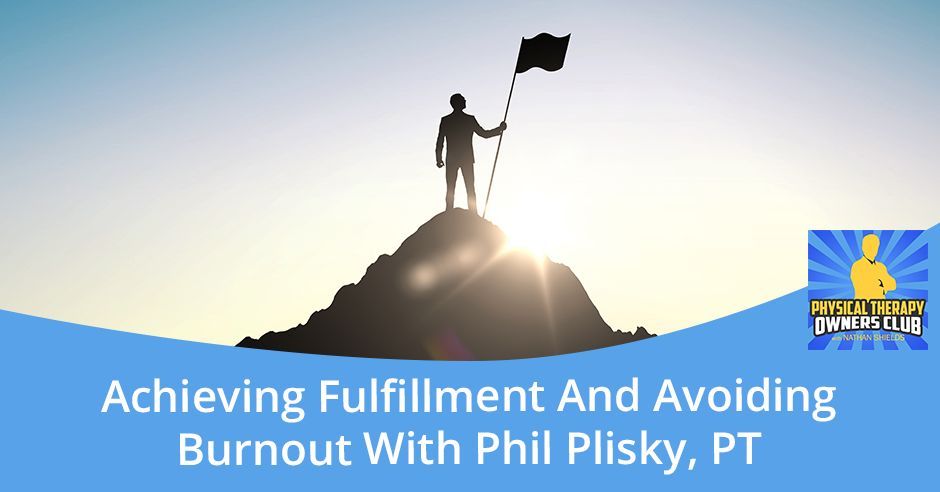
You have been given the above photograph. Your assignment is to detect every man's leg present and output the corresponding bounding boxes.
[445,161,458,211]
[462,162,477,215]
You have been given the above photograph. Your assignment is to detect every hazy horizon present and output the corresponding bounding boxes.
[2,1,938,344]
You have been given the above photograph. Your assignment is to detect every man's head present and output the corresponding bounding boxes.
[449,93,466,111]
[861,234,880,262]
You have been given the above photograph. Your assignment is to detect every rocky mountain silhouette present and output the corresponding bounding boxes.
[237,209,653,359]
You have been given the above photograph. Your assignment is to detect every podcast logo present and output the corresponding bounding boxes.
[808,230,928,351]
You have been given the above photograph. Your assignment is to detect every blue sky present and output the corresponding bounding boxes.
[1,1,938,342]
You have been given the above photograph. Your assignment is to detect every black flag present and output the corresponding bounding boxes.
[482,32,572,218]
[515,33,570,73]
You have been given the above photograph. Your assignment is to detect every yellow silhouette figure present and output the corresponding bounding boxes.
[850,234,896,299]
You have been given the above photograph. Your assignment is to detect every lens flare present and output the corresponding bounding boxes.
[494,201,564,260]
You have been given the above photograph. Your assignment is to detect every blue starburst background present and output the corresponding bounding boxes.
[808,230,928,350]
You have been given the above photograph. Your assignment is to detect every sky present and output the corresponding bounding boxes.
[1,0,938,344]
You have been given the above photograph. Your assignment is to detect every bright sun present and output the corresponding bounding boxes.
[495,203,564,258]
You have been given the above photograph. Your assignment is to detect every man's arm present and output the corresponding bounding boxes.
[435,119,445,167]
[850,261,862,291]
[879,264,897,292]
[473,117,507,139]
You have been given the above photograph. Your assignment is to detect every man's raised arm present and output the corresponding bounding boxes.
[473,117,507,139]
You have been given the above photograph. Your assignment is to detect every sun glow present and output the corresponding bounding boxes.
[493,200,566,259]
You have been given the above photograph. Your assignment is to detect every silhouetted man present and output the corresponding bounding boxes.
[850,233,896,300]
[435,93,506,215]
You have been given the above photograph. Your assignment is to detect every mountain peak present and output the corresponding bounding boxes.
[238,210,652,359]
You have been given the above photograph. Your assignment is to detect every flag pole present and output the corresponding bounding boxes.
[482,37,523,219]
